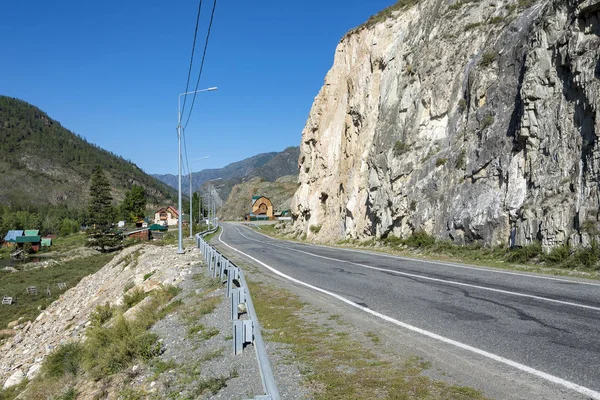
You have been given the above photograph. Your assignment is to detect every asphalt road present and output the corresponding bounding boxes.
[215,222,600,399]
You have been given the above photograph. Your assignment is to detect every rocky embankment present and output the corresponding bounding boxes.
[0,245,199,390]
[292,0,600,249]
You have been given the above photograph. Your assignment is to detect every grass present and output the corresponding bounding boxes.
[349,0,423,34]
[248,280,486,399]
[456,149,467,170]
[0,253,115,329]
[436,157,448,167]
[479,52,497,68]
[310,224,322,234]
[122,287,147,310]
[464,22,482,31]
[393,140,409,156]
[203,227,221,243]
[480,114,494,130]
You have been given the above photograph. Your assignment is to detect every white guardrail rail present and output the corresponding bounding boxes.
[196,229,280,400]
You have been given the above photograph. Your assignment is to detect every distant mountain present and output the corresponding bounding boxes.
[0,96,176,208]
[153,146,300,204]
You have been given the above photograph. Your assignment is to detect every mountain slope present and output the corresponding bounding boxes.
[153,146,300,203]
[0,96,176,207]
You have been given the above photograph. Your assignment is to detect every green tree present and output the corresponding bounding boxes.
[120,185,146,222]
[87,166,120,252]
[88,166,114,227]
[192,192,200,223]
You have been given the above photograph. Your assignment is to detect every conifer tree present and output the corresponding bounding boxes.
[87,166,120,251]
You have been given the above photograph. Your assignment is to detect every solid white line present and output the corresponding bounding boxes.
[234,227,600,312]
[244,224,600,287]
[218,227,600,400]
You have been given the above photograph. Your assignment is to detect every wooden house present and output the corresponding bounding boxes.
[245,196,274,221]
[3,230,23,247]
[153,206,179,227]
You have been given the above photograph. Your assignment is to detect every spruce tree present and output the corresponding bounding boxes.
[87,166,120,251]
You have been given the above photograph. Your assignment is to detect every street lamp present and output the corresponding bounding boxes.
[189,156,210,238]
[177,87,217,254]
[205,177,222,229]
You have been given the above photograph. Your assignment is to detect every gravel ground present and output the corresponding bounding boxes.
[131,248,310,400]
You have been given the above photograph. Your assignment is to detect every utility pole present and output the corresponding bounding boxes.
[176,87,217,254]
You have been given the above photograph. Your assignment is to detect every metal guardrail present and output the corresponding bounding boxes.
[196,229,280,400]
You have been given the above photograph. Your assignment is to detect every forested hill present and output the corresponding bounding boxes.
[0,96,176,207]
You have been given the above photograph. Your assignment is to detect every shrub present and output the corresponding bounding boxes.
[89,302,114,327]
[143,271,156,281]
[458,99,467,113]
[455,149,466,169]
[402,231,436,248]
[42,342,84,378]
[393,140,409,156]
[464,22,482,31]
[506,242,542,263]
[123,288,147,310]
[436,158,448,167]
[542,244,570,265]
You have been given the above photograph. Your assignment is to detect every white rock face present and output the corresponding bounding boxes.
[292,0,600,248]
[0,244,200,388]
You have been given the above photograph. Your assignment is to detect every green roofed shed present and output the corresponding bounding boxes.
[148,224,168,232]
[16,236,41,243]
[24,230,39,236]
[41,238,52,247]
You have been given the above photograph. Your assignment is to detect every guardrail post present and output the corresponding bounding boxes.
[220,258,228,280]
[231,287,240,320]
[233,320,243,355]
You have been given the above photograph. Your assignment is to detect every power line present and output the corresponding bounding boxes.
[180,0,204,121]
[183,0,217,130]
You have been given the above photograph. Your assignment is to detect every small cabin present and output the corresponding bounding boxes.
[246,196,274,220]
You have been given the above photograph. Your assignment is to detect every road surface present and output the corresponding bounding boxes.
[215,222,600,399]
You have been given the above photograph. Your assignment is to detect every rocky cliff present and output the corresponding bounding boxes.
[292,0,600,249]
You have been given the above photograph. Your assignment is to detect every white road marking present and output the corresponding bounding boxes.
[218,227,600,400]
[246,224,600,287]
[234,226,600,312]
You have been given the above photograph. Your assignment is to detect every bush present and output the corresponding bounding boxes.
[481,114,494,130]
[89,302,114,327]
[123,288,147,310]
[506,242,542,263]
[542,244,570,265]
[436,158,448,167]
[403,231,436,248]
[455,149,466,169]
[41,342,84,378]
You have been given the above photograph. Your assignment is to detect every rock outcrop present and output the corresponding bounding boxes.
[292,0,600,248]
[0,245,200,389]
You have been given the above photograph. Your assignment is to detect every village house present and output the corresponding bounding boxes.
[154,206,179,227]
[245,196,274,221]
[3,230,23,247]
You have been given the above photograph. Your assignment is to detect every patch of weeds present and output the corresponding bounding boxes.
[0,379,28,400]
[350,0,423,33]
[456,149,467,170]
[409,200,417,211]
[480,114,494,130]
[458,99,467,113]
[54,387,78,400]
[118,388,148,400]
[42,342,85,378]
[464,22,482,31]
[393,140,409,156]
[193,371,238,397]
[309,224,322,234]
[506,242,542,263]
[122,288,147,310]
[448,0,478,10]
[224,334,233,340]
[542,244,570,265]
[123,281,135,293]
[143,270,156,281]
[488,16,505,24]
[518,0,537,8]
[480,52,497,68]
[365,331,381,344]
[435,158,448,167]
[203,227,221,243]
[328,314,342,321]
[403,231,437,249]
[199,347,225,362]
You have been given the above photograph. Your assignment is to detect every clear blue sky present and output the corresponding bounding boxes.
[0,0,395,174]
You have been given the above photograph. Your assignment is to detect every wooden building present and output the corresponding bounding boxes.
[246,196,274,220]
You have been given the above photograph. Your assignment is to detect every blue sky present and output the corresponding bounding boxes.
[0,0,395,174]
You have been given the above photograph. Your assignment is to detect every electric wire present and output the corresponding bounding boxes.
[183,0,217,130]
[179,0,204,121]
